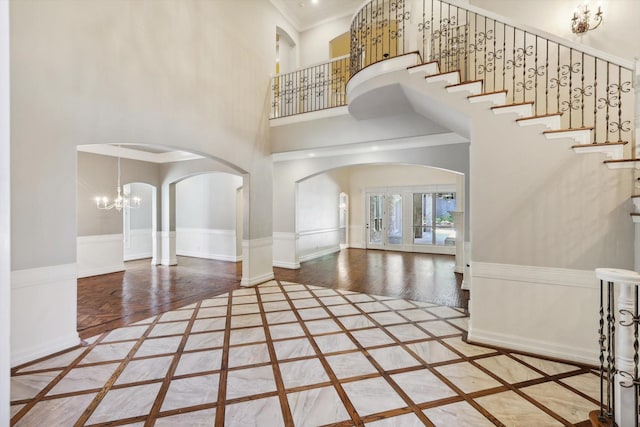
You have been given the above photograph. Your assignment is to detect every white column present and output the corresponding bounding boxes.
[450,211,465,273]
[0,1,10,424]
[241,169,275,286]
[615,282,638,427]
[160,183,177,266]
[634,60,639,157]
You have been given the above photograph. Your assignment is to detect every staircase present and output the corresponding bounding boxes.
[406,58,632,165]
[270,2,638,425]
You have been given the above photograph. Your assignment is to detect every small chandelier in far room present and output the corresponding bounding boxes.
[571,1,603,34]
[95,148,140,212]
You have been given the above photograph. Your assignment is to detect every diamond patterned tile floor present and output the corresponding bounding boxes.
[11,280,598,426]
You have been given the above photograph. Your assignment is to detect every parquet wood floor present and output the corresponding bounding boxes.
[77,249,465,339]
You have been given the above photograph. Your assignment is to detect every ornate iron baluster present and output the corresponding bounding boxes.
[598,279,607,421]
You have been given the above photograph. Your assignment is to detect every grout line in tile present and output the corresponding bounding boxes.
[10,328,114,423]
[306,285,439,426]
[143,300,204,426]
[255,287,294,424]
[72,315,164,426]
[276,280,364,425]
[213,289,234,426]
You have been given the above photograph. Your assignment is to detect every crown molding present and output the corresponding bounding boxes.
[77,144,204,164]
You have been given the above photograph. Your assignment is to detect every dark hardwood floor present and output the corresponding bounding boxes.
[77,249,465,339]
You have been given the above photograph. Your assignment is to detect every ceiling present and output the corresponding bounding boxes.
[272,0,362,31]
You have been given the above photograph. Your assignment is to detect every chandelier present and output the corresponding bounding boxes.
[95,149,140,211]
[571,1,603,34]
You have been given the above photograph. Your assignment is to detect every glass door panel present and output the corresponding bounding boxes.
[413,193,434,245]
[368,194,384,246]
[386,194,402,245]
[435,193,456,245]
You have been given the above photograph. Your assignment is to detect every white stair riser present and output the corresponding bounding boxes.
[573,145,624,160]
[426,72,460,85]
[517,116,561,130]
[605,162,640,170]
[493,104,533,117]
[544,130,591,145]
[408,63,439,76]
[469,92,507,105]
[446,82,483,95]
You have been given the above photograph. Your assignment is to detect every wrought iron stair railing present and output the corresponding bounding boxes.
[271,0,635,147]
[271,55,350,119]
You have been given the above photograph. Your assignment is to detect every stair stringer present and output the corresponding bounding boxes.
[348,62,634,365]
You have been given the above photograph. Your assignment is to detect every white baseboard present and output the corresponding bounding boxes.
[273,261,301,269]
[78,264,125,278]
[468,326,597,366]
[177,250,241,263]
[241,271,275,287]
[123,252,153,261]
[11,332,81,368]
[299,246,341,263]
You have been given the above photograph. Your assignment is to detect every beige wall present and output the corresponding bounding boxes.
[10,0,281,271]
[77,152,161,236]
[299,15,352,66]
[9,0,291,365]
[1,0,9,423]
[469,0,640,61]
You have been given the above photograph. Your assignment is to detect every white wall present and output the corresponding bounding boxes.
[299,15,351,66]
[123,182,154,261]
[0,0,10,423]
[176,173,243,262]
[297,170,347,261]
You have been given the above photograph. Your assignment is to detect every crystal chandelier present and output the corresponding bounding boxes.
[95,150,140,211]
[571,1,603,34]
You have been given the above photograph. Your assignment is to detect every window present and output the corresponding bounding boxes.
[412,192,456,246]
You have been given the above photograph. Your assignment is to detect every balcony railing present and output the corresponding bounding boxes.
[270,55,350,119]
[272,0,635,145]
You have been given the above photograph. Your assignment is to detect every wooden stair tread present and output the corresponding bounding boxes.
[571,141,627,148]
[407,60,438,70]
[491,101,534,110]
[515,113,562,121]
[468,90,507,99]
[603,158,640,163]
[445,79,483,89]
[631,195,640,199]
[544,127,594,134]
[425,70,460,78]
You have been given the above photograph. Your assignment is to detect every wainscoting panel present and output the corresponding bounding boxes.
[176,228,240,262]
[11,263,81,366]
[77,234,125,278]
[123,228,153,261]
[468,262,599,365]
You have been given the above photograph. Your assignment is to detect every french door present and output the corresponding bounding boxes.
[366,193,403,249]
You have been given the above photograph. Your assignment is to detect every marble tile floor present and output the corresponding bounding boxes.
[11,280,599,426]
